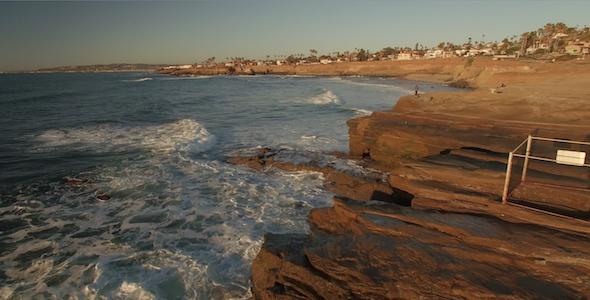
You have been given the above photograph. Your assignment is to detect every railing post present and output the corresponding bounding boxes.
[521,135,533,182]
[502,151,514,204]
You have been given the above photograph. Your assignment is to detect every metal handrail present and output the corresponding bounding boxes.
[502,135,590,205]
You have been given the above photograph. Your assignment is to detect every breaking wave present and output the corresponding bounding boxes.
[332,77,415,94]
[122,78,153,82]
[348,108,373,116]
[160,76,213,80]
[309,91,343,105]
[289,90,343,106]
[31,119,216,155]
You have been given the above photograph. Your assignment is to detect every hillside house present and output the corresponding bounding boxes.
[565,40,590,55]
[455,49,467,56]
[166,65,192,69]
[479,48,495,55]
[526,41,551,54]
[425,49,456,59]
[397,52,414,60]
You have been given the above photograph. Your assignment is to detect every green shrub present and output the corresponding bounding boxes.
[554,54,577,61]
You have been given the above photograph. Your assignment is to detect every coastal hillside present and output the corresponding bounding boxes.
[161,57,589,90]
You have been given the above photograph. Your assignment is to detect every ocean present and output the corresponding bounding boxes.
[0,72,463,299]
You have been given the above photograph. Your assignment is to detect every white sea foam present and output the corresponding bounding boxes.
[347,108,373,116]
[5,146,335,300]
[122,78,153,82]
[308,90,343,105]
[286,90,343,106]
[160,75,213,80]
[339,78,415,94]
[31,119,215,155]
[300,135,339,147]
[113,282,156,300]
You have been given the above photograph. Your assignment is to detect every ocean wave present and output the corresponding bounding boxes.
[159,76,213,80]
[122,77,153,82]
[30,119,216,155]
[300,135,338,144]
[340,78,415,94]
[291,90,343,106]
[347,107,373,116]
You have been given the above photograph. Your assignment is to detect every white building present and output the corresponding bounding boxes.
[397,52,413,60]
[565,40,590,55]
[526,41,551,54]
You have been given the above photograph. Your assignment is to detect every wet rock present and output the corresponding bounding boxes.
[96,194,111,201]
[65,178,88,185]
[228,148,393,202]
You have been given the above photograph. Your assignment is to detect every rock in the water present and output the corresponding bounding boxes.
[96,194,111,201]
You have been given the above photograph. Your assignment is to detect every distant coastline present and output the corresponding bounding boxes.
[4,63,168,74]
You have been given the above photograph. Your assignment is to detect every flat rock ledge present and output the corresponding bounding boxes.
[253,196,590,300]
[230,146,590,299]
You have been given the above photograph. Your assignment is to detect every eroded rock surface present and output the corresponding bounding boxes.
[253,197,590,300]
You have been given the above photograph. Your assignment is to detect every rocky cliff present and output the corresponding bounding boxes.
[235,58,590,299]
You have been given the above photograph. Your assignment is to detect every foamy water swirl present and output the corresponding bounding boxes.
[31,119,215,155]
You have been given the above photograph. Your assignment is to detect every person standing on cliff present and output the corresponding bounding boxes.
[414,85,419,95]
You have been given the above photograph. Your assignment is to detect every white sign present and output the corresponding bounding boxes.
[556,150,587,166]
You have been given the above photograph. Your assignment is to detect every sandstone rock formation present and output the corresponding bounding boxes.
[252,196,590,300]
[228,58,590,299]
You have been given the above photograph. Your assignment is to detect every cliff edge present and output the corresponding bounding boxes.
[244,58,590,299]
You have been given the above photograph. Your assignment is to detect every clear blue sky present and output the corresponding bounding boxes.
[1,1,588,71]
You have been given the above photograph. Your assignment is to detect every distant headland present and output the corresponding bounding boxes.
[4,63,169,74]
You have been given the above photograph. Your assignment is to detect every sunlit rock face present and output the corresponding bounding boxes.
[252,196,590,300]
[247,59,590,300]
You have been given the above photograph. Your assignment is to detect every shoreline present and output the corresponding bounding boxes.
[161,57,590,91]
[161,58,470,85]
[238,57,590,299]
